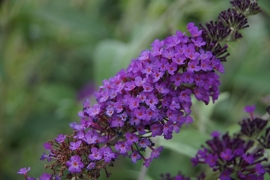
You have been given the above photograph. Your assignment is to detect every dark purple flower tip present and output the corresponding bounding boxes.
[244,105,256,113]
[218,9,249,33]
[230,0,261,15]
[17,167,30,175]
[239,117,267,137]
[211,131,220,138]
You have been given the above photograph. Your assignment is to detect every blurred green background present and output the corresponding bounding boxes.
[0,0,270,179]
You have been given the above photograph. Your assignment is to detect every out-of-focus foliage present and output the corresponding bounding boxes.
[0,0,269,179]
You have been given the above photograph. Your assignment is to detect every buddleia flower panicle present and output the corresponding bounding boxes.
[21,22,224,179]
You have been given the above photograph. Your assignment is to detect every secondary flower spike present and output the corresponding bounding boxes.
[191,106,270,180]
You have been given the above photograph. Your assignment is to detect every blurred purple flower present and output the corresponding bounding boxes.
[244,105,256,113]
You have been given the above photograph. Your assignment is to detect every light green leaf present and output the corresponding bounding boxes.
[93,40,131,84]
[37,83,75,105]
[159,138,197,157]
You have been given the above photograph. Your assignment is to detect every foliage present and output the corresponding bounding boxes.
[0,0,270,179]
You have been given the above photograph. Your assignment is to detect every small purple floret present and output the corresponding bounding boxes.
[55,134,66,143]
[66,155,84,173]
[17,167,30,175]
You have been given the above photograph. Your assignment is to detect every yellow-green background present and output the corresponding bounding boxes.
[0,0,270,179]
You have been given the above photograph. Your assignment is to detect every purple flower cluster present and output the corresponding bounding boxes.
[191,106,270,180]
[18,22,224,179]
[28,23,224,179]
[76,22,223,166]
[192,132,268,179]
[239,117,267,138]
[32,23,224,177]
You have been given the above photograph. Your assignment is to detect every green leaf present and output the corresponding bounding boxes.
[235,73,270,93]
[37,83,75,105]
[159,139,198,157]
[93,40,131,84]
[158,127,210,157]
[192,92,230,120]
[259,0,270,16]
[126,170,154,180]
